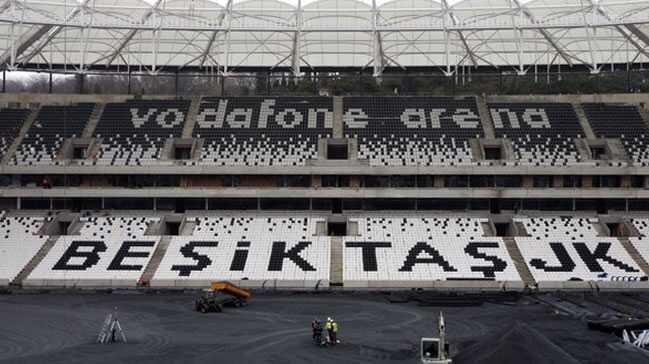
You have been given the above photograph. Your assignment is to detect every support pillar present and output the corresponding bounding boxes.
[175,71,179,97]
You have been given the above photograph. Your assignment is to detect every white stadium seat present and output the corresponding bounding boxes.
[515,217,645,284]
[25,214,161,287]
[343,216,521,287]
[0,212,51,285]
[152,215,330,288]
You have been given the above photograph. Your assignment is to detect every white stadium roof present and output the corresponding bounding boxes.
[0,0,648,75]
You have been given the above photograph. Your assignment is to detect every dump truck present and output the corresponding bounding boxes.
[194,281,251,313]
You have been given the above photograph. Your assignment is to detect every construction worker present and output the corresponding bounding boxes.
[325,317,333,344]
[331,319,339,345]
[311,319,323,345]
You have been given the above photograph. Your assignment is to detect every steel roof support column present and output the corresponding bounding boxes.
[516,14,525,75]
[511,0,579,67]
[371,0,384,78]
[79,1,95,72]
[6,0,18,69]
[587,0,649,62]
[441,0,476,68]
[291,0,302,77]
[11,0,91,67]
[581,3,599,74]
[625,24,649,51]
[442,7,452,77]
[97,0,163,67]
[223,1,233,75]
[199,0,231,69]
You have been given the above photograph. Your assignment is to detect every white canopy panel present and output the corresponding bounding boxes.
[0,0,648,74]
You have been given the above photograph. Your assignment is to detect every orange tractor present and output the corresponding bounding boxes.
[194,282,251,313]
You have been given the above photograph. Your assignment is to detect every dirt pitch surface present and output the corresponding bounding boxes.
[0,291,646,364]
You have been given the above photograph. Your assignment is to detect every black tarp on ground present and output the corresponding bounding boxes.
[453,321,581,364]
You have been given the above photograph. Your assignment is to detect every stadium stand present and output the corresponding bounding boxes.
[84,100,190,166]
[25,214,161,287]
[514,217,645,286]
[343,216,521,287]
[343,97,483,166]
[628,218,649,272]
[0,108,31,161]
[0,211,51,285]
[13,103,94,166]
[152,214,330,287]
[191,97,332,166]
[582,103,649,166]
[489,103,586,166]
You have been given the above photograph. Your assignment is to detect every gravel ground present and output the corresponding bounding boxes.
[0,291,645,364]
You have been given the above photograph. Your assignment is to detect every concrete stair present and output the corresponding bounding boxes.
[11,235,59,286]
[2,107,39,165]
[330,237,343,286]
[618,238,649,276]
[81,103,105,138]
[502,237,536,287]
[332,96,343,138]
[571,102,596,139]
[139,236,172,286]
[476,95,496,139]
[182,96,202,138]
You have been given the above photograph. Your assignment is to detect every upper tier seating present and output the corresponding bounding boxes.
[26,214,161,287]
[13,103,94,165]
[0,212,51,285]
[515,217,644,283]
[582,103,649,166]
[84,100,189,166]
[344,97,483,166]
[0,108,30,161]
[152,215,330,287]
[343,216,521,286]
[489,103,585,166]
[191,97,332,166]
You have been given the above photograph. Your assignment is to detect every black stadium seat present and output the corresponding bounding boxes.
[84,100,190,166]
[344,96,483,166]
[13,103,94,166]
[489,102,584,167]
[192,97,332,166]
[583,103,649,166]
[0,108,31,161]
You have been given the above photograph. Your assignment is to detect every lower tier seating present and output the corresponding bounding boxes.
[343,216,521,286]
[0,212,51,285]
[6,212,649,289]
[25,214,161,287]
[152,215,330,287]
[629,218,649,272]
[515,217,645,284]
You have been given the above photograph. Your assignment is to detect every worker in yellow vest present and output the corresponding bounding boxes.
[325,317,339,345]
